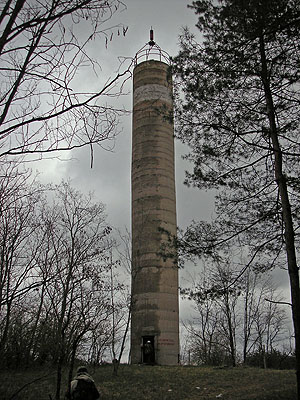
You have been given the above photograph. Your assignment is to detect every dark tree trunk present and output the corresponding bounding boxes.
[55,355,63,400]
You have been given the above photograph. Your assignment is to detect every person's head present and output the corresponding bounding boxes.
[76,366,88,375]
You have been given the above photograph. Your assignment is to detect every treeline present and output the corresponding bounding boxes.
[0,161,129,389]
[182,262,294,369]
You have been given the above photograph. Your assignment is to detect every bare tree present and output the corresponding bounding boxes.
[241,267,262,364]
[253,284,289,366]
[114,224,151,367]
[240,267,290,365]
[0,159,43,361]
[38,181,113,400]
[183,296,223,365]
[212,262,240,367]
[87,321,115,365]
[114,228,133,365]
[0,0,130,160]
[183,263,240,366]
[184,261,290,367]
[0,168,130,397]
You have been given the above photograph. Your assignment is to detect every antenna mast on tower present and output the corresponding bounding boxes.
[134,28,170,65]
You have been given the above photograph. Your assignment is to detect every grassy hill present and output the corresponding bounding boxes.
[1,364,297,400]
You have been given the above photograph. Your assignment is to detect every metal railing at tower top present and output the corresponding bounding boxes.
[134,29,171,66]
[134,43,170,66]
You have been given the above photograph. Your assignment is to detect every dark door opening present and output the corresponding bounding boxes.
[142,336,155,364]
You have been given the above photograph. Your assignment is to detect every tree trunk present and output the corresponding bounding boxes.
[0,299,12,362]
[224,293,236,367]
[25,281,46,365]
[67,339,79,400]
[227,315,236,367]
[55,354,64,400]
[117,302,132,366]
[262,346,267,369]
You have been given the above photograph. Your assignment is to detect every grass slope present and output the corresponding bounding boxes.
[1,365,296,400]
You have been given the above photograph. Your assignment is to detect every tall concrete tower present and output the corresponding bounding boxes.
[131,32,179,365]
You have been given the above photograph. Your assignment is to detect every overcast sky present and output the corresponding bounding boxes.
[37,0,212,230]
[35,0,291,321]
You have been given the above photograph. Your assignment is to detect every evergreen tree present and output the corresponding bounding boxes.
[172,0,300,396]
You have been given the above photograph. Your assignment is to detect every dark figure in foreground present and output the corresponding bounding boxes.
[66,366,100,400]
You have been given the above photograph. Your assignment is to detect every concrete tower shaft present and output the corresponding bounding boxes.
[131,60,179,365]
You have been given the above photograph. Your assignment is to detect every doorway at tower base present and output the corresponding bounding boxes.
[132,333,179,365]
[142,336,155,364]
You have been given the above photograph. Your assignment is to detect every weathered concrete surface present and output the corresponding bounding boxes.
[131,60,179,365]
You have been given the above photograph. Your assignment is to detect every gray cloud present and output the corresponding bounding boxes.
[36,0,291,325]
